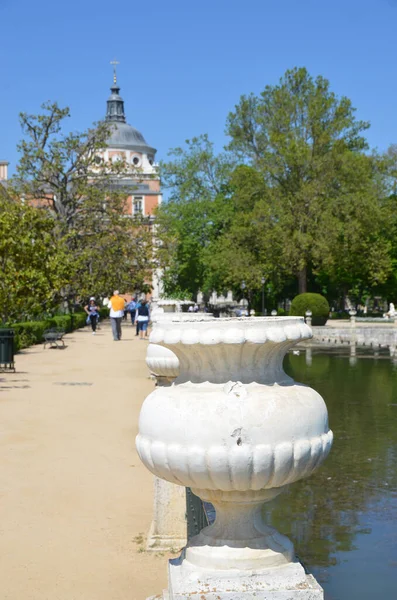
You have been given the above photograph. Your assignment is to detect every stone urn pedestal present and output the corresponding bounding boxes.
[137,317,333,599]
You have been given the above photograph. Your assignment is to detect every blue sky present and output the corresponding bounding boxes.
[1,0,397,174]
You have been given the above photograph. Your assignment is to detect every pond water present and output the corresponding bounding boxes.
[263,347,397,600]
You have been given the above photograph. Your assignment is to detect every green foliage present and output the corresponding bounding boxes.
[52,309,108,333]
[157,135,235,296]
[13,319,57,351]
[11,309,104,351]
[10,102,153,304]
[73,313,90,329]
[157,67,394,308]
[52,315,74,332]
[0,196,68,324]
[226,67,391,294]
[161,134,235,205]
[290,293,330,325]
[159,289,192,301]
[99,307,110,319]
[205,165,286,296]
[329,311,350,320]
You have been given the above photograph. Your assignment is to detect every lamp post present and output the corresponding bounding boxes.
[261,277,266,316]
[305,309,312,327]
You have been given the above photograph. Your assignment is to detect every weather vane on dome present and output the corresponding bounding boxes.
[110,59,120,85]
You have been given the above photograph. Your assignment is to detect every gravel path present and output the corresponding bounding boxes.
[0,321,169,600]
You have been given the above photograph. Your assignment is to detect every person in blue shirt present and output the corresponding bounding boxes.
[84,298,100,334]
[134,299,142,336]
[135,300,150,339]
[126,297,137,326]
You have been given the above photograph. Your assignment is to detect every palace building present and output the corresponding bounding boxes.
[0,161,9,182]
[101,72,162,219]
[1,72,163,216]
[101,67,164,301]
[0,69,164,299]
[100,69,163,300]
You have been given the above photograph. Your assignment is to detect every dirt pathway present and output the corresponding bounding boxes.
[0,321,169,600]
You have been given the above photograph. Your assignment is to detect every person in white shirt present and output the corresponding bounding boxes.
[107,290,126,341]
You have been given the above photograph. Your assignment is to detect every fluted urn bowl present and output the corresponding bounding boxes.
[146,313,215,383]
[136,317,333,569]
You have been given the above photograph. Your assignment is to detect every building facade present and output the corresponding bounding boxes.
[100,74,164,301]
[0,75,164,299]
[0,160,9,182]
[101,77,162,219]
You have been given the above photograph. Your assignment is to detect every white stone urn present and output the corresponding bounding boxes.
[137,317,333,597]
[145,313,216,551]
[146,313,215,385]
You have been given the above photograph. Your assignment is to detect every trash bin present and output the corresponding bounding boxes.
[0,328,15,371]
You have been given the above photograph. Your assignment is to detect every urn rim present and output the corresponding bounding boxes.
[149,316,312,346]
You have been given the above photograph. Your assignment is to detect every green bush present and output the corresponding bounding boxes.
[13,319,57,351]
[289,293,330,326]
[10,309,109,352]
[53,315,73,332]
[72,313,88,329]
[99,307,109,319]
[329,311,349,320]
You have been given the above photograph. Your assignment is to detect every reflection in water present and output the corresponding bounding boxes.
[349,343,357,367]
[305,346,312,366]
[264,348,397,600]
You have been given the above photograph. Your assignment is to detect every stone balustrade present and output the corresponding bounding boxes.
[311,324,397,348]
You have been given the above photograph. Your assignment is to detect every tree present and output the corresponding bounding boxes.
[156,69,394,306]
[0,196,67,323]
[366,145,397,305]
[11,102,153,302]
[156,135,235,297]
[226,67,390,294]
[204,165,288,304]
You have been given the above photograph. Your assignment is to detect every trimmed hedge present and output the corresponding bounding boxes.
[13,319,57,351]
[99,307,110,320]
[10,308,109,352]
[289,293,330,326]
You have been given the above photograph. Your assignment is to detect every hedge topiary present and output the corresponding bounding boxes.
[289,293,330,326]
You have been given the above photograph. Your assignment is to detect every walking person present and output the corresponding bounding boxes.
[84,297,100,335]
[135,299,150,340]
[108,290,125,341]
[127,297,137,326]
[134,298,142,336]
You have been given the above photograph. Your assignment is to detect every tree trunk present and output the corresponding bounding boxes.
[298,266,307,294]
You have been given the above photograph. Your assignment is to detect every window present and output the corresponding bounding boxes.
[131,155,141,166]
[133,196,143,215]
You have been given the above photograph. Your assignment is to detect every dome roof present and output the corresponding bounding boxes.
[105,81,156,156]
[107,121,156,155]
